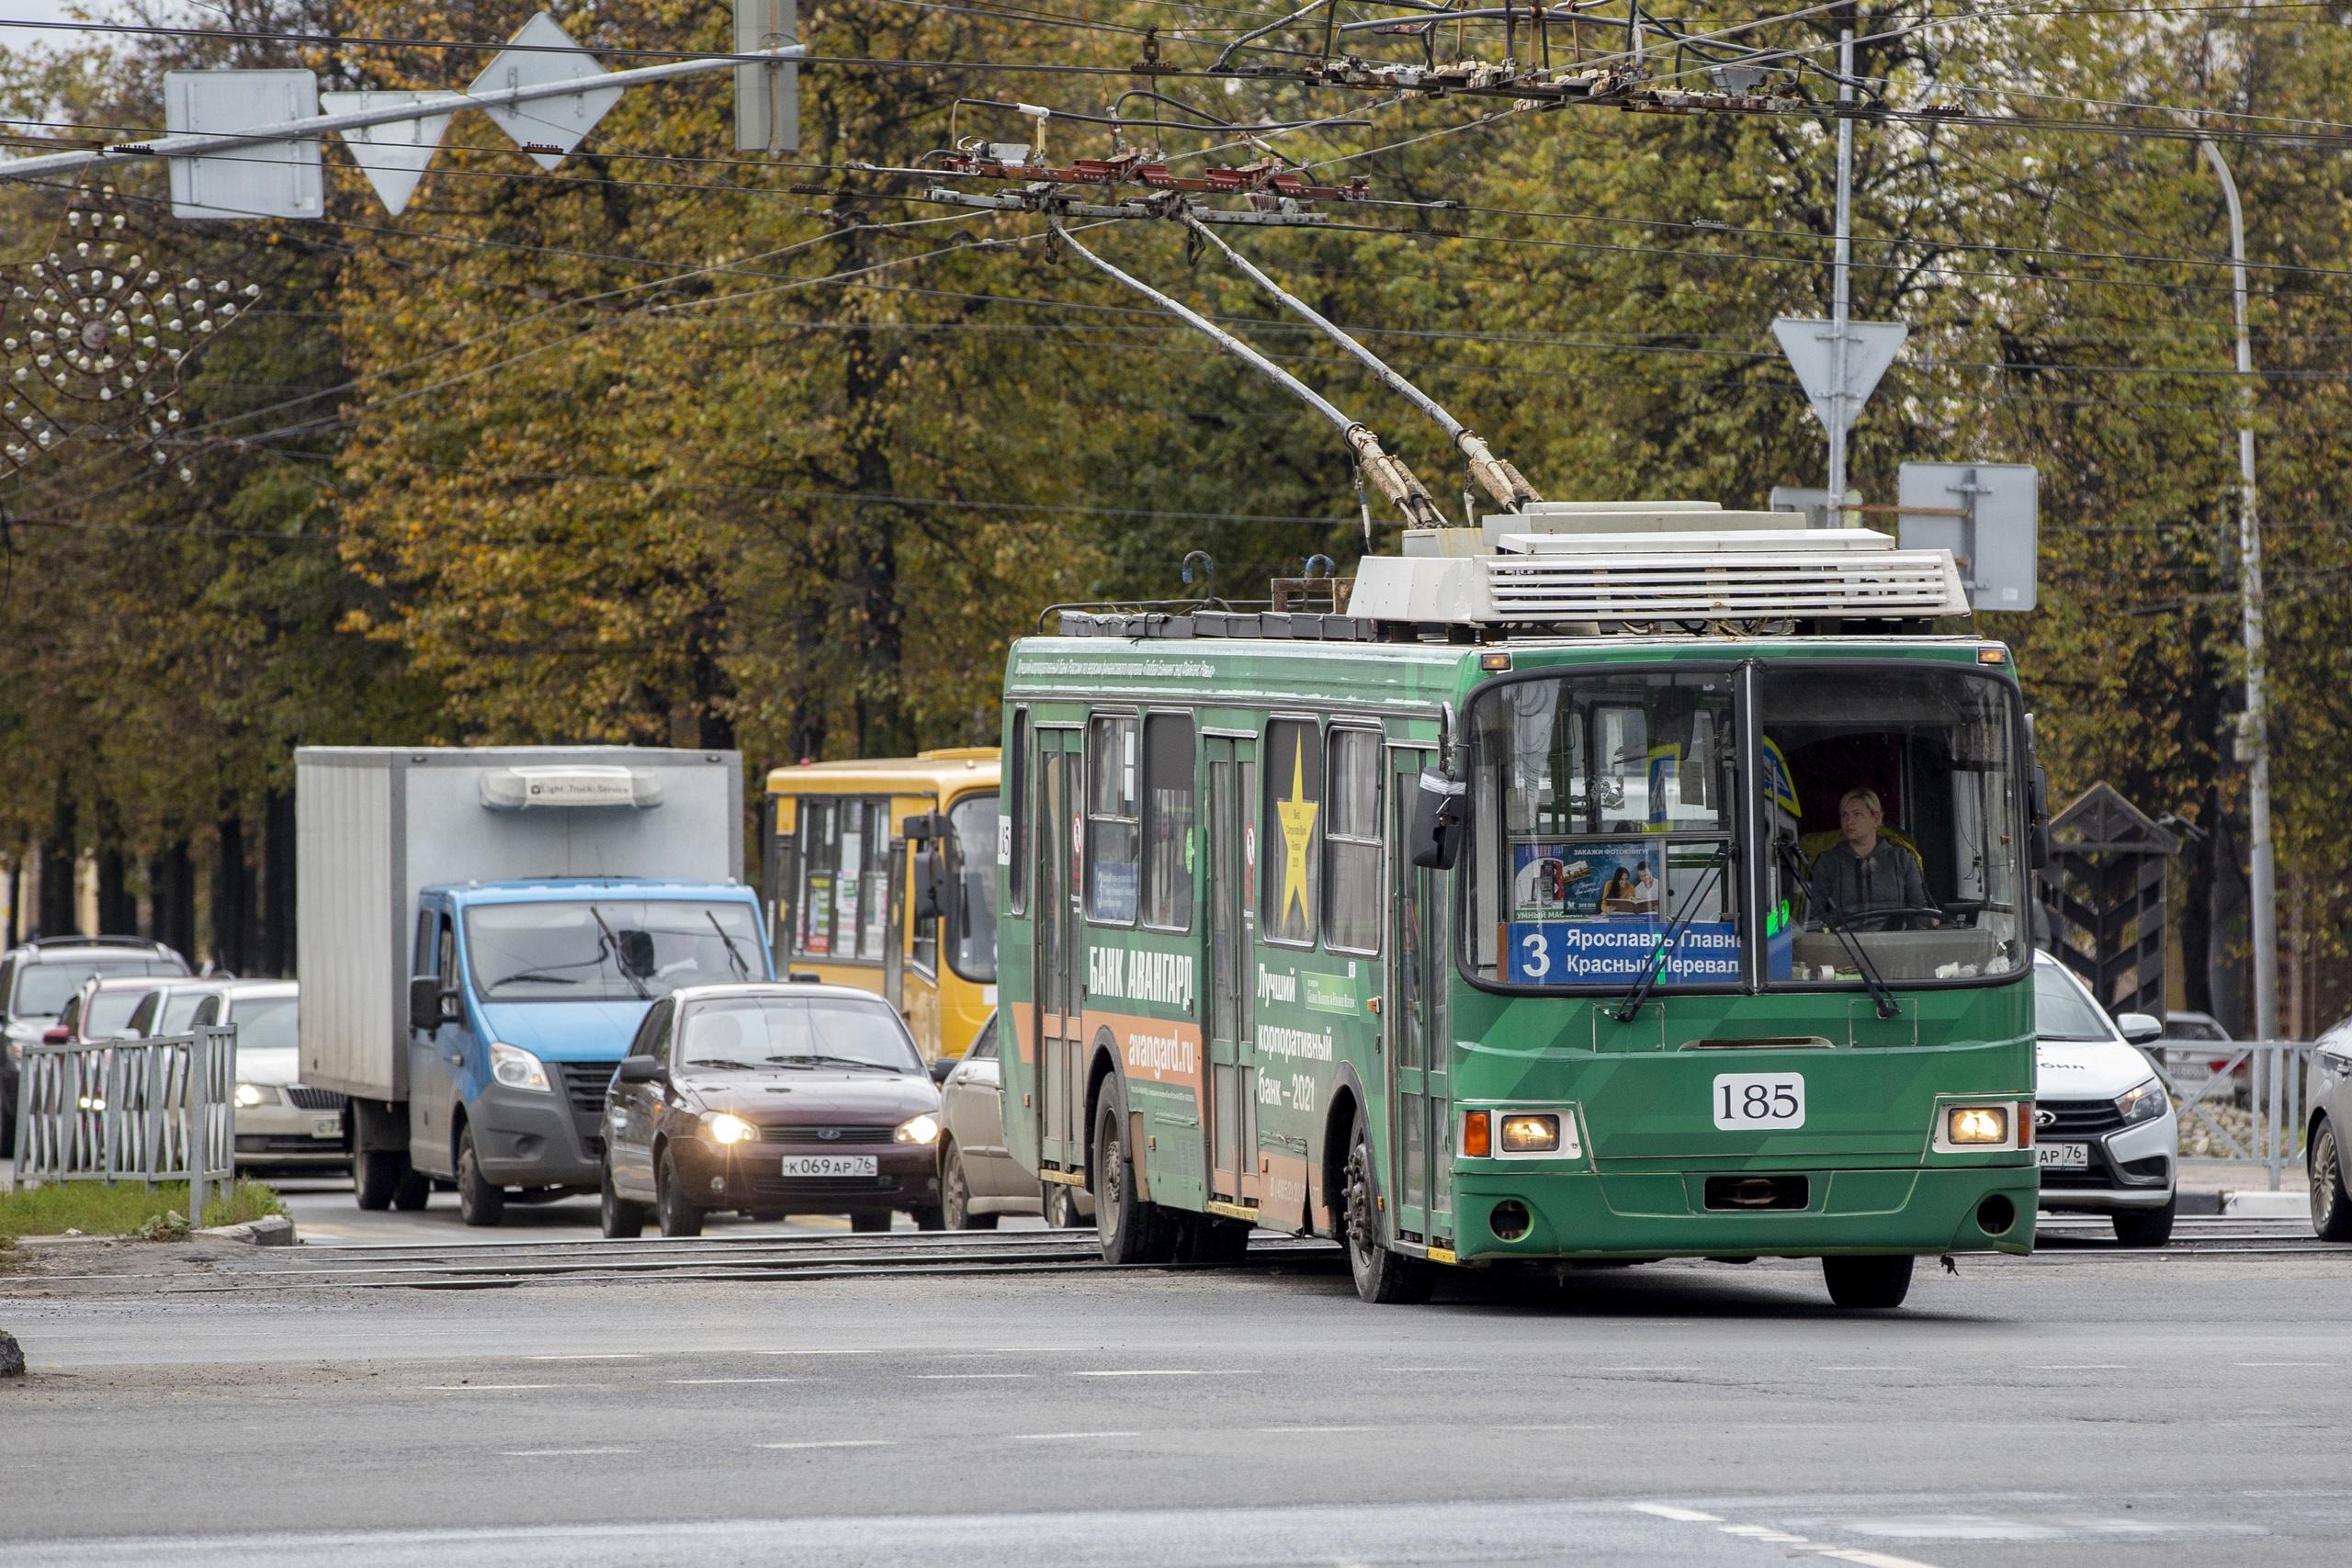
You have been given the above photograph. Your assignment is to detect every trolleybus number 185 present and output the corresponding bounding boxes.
[1712,1073,1806,1131]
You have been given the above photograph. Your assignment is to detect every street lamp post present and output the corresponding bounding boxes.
[2199,137,2278,1043]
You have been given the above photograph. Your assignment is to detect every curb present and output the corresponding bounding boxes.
[2221,1190,2307,1220]
[198,1214,299,1247]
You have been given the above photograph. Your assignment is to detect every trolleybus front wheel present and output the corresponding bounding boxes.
[1821,1254,1913,1309]
[1093,1079,1176,1265]
[1344,1114,1432,1305]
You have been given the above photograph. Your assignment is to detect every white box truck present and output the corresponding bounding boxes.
[297,747,767,1223]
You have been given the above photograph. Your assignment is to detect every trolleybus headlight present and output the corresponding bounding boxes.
[2115,1077,2167,1126]
[1946,1105,2010,1145]
[704,1112,756,1145]
[1498,1113,1561,1154]
[895,1112,942,1145]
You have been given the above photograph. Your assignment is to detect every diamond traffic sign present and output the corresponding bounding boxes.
[164,69,323,220]
[320,93,449,217]
[467,12,623,171]
[1772,316,1906,434]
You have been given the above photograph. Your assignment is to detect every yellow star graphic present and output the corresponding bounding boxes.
[1274,740,1319,929]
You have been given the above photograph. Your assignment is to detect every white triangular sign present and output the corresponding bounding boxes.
[468,12,623,171]
[1772,317,1907,433]
[322,92,450,216]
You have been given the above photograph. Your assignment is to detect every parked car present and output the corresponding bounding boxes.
[938,1012,1091,1230]
[598,983,946,1238]
[187,981,347,1172]
[2156,1008,2245,1105]
[48,973,181,1047]
[0,936,188,1155]
[2305,1014,2352,1240]
[2033,953,2179,1247]
[123,978,236,1040]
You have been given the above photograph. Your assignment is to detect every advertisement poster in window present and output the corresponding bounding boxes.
[1510,840,1662,919]
[802,873,833,956]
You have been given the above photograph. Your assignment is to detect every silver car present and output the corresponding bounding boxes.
[2307,1015,2352,1240]
[936,1013,1091,1230]
[192,981,350,1171]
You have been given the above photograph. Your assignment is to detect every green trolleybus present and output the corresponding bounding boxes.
[995,502,2046,1307]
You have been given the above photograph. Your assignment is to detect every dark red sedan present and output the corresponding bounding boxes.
[598,983,945,1237]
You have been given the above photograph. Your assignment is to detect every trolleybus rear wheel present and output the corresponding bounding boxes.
[1093,1079,1175,1265]
[1343,1115,1431,1305]
[2311,1121,2352,1242]
[1821,1254,1913,1309]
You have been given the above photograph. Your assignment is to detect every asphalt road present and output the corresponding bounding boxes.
[5,1226,2348,1567]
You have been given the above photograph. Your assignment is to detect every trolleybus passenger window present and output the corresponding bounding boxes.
[1761,665,2027,985]
[1323,728,1384,954]
[1007,710,1029,918]
[1141,715,1196,931]
[1086,715,1141,923]
[1464,672,1736,987]
[1261,718,1323,947]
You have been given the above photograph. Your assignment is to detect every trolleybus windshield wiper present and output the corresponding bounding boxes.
[1774,836,1901,1020]
[1611,853,1724,1023]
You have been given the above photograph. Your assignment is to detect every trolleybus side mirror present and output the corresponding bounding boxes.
[1408,771,1465,871]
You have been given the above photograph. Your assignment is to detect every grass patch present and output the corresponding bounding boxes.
[0,1180,284,1241]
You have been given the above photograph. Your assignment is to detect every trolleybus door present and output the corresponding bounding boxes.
[1389,747,1450,1246]
[1034,727,1087,1172]
[1204,735,1260,1208]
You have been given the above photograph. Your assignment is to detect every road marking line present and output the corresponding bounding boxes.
[501,1448,636,1457]
[1625,1502,1951,1568]
[1258,1426,1378,1434]
[1010,1431,1140,1441]
[1071,1370,1246,1378]
[913,1372,1033,1380]
[1629,1504,1722,1523]
[760,1440,896,1451]
[667,1377,800,1385]
[1809,1550,1948,1568]
[1719,1525,1775,1536]
[1381,1365,1474,1372]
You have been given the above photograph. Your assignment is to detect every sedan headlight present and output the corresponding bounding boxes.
[704,1112,756,1145]
[2116,1077,2168,1126]
[894,1112,941,1145]
[488,1042,550,1093]
[233,1081,271,1109]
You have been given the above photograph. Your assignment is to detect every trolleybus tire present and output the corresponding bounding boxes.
[851,1211,891,1234]
[600,1164,645,1239]
[2110,1195,2176,1248]
[942,1141,998,1230]
[1822,1254,1913,1309]
[1093,1080,1176,1265]
[354,1147,399,1211]
[456,1126,505,1227]
[1343,1114,1431,1304]
[654,1145,703,1237]
[2311,1120,2352,1242]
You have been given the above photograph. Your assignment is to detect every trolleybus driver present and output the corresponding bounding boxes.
[1807,787,1942,931]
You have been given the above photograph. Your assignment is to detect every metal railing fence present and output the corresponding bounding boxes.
[2148,1036,2312,1192]
[9,1026,237,1218]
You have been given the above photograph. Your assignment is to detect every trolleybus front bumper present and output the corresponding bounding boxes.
[1445,1164,2038,1262]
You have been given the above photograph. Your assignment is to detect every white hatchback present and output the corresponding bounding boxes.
[2032,953,2179,1246]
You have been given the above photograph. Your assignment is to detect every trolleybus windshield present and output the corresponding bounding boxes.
[1464,661,2029,991]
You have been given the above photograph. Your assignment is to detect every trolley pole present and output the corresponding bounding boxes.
[2199,137,2278,1043]
[1826,27,1856,503]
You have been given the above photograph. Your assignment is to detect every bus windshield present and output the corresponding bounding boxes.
[1464,671,1739,987]
[465,900,764,1002]
[1761,664,2029,986]
[1463,660,2029,990]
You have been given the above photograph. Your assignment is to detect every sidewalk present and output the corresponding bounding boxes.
[2176,1156,2307,1217]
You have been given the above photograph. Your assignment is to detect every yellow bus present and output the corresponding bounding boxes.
[761,749,1001,1066]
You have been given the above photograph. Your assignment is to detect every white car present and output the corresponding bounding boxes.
[2032,953,2179,1246]
[191,981,350,1171]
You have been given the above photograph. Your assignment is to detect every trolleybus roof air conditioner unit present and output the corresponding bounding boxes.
[1347,502,1972,628]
